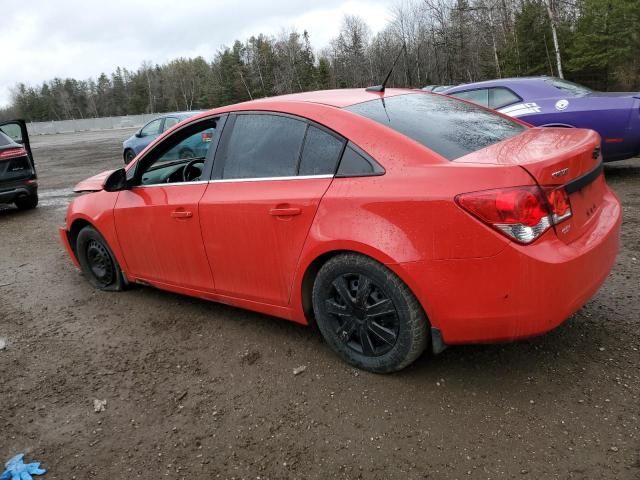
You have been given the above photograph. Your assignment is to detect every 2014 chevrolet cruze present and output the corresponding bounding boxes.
[59,89,621,372]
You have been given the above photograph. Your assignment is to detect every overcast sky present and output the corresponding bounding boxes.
[0,0,393,107]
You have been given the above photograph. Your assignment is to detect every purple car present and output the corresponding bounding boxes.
[443,77,640,161]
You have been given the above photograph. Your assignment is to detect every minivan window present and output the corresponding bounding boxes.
[345,94,526,160]
[220,114,307,179]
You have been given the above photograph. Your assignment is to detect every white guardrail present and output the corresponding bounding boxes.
[26,114,162,135]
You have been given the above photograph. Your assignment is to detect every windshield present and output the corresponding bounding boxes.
[546,78,592,96]
[344,93,526,160]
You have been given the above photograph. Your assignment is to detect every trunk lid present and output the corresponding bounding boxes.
[455,127,605,244]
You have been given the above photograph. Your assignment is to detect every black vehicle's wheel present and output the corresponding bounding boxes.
[312,253,429,373]
[76,226,125,291]
[124,149,136,164]
[179,148,195,160]
[14,194,38,210]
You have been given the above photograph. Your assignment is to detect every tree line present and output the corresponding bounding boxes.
[2,0,639,123]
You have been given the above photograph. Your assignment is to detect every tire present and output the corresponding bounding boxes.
[76,226,125,291]
[312,253,429,373]
[124,149,136,164]
[15,194,38,210]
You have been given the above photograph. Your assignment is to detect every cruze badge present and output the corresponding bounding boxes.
[551,168,569,178]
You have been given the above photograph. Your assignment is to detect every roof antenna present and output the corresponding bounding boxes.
[366,43,406,93]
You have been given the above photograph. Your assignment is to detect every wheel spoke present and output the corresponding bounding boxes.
[355,275,372,307]
[368,321,397,345]
[336,317,358,342]
[366,299,395,318]
[325,299,353,317]
[332,276,354,306]
[359,325,376,355]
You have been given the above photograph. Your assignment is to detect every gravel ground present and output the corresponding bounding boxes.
[0,129,638,479]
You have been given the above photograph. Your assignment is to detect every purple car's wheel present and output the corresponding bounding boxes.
[313,253,429,373]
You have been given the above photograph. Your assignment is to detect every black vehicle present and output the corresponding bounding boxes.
[0,120,38,210]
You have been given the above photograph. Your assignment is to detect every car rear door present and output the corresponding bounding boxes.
[199,112,345,306]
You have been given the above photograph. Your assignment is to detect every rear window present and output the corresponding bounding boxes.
[546,78,591,97]
[344,93,526,160]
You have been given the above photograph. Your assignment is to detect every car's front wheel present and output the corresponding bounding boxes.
[76,226,125,291]
[312,253,429,373]
[124,149,136,164]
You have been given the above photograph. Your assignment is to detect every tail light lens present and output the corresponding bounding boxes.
[0,147,27,160]
[456,185,572,244]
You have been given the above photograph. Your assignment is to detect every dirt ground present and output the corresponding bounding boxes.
[0,129,639,480]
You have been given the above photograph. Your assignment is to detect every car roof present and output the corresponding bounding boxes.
[249,88,417,108]
[444,76,556,93]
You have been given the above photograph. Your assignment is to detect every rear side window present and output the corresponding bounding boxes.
[489,88,521,108]
[221,114,306,179]
[450,89,489,107]
[345,93,526,160]
[337,144,384,177]
[298,126,344,176]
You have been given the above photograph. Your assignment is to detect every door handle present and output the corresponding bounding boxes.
[171,210,193,219]
[269,207,301,216]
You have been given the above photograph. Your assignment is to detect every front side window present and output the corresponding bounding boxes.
[345,93,526,161]
[450,89,490,107]
[140,119,162,137]
[138,119,217,186]
[220,114,307,179]
[489,87,521,109]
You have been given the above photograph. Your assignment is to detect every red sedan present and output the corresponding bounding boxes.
[59,89,621,372]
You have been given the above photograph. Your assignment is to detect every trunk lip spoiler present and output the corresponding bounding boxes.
[564,161,604,195]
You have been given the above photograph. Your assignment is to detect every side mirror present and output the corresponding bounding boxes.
[103,168,130,192]
[135,130,143,138]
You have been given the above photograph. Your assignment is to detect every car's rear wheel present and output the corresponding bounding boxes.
[76,226,125,291]
[14,194,38,210]
[312,253,429,373]
[124,149,136,164]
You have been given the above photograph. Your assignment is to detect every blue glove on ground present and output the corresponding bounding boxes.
[1,454,46,480]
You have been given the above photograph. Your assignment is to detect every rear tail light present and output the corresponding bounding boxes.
[455,185,572,244]
[0,147,27,160]
[201,132,213,142]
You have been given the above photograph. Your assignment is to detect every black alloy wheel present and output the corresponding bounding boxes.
[313,253,429,373]
[326,273,400,356]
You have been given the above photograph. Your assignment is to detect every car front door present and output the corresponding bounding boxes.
[199,112,345,306]
[113,116,224,292]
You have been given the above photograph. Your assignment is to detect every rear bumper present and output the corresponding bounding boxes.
[0,182,37,204]
[398,188,622,344]
[58,227,80,269]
